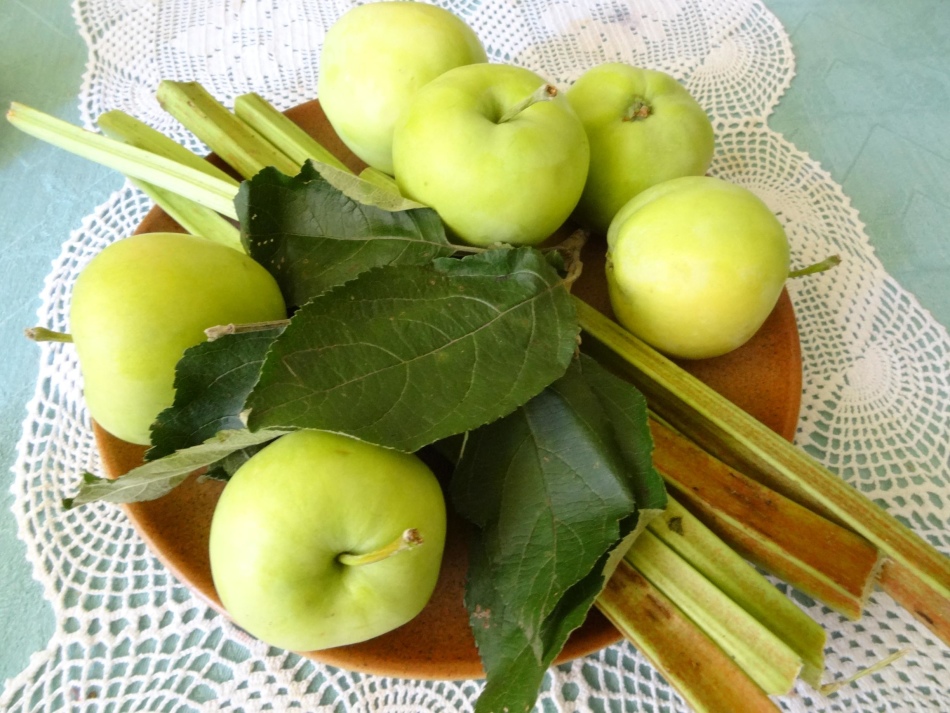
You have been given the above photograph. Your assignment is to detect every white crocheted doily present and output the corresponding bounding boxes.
[4,1,949,710]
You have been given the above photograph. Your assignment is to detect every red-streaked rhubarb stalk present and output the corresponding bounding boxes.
[650,417,883,620]
[597,560,782,713]
[879,558,950,648]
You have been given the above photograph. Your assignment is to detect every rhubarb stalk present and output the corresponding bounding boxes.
[156,80,300,179]
[575,298,950,607]
[625,530,804,695]
[97,110,243,251]
[650,417,882,621]
[648,495,827,685]
[6,102,239,218]
[233,92,401,193]
[597,560,782,713]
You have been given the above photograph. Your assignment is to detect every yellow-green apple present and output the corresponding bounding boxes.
[567,63,715,234]
[318,1,487,175]
[70,232,286,445]
[606,176,790,359]
[208,429,447,651]
[392,63,590,247]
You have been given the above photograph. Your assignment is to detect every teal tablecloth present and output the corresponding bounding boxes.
[1,0,948,699]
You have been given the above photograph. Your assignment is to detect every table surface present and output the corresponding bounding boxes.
[1,0,948,696]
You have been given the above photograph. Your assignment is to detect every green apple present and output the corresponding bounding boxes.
[606,176,790,359]
[567,63,715,235]
[392,63,590,247]
[70,232,286,445]
[318,1,487,175]
[208,429,447,652]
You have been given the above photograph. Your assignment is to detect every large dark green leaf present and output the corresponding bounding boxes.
[236,162,454,307]
[245,248,579,452]
[580,355,668,580]
[452,355,665,713]
[451,358,638,713]
[65,428,287,507]
[147,327,284,461]
[584,355,667,517]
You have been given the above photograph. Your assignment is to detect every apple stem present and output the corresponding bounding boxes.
[205,318,291,341]
[623,98,652,122]
[497,83,559,124]
[788,254,841,278]
[25,326,73,343]
[337,528,424,567]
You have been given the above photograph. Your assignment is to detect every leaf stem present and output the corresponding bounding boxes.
[819,648,910,695]
[337,528,424,567]
[553,229,589,289]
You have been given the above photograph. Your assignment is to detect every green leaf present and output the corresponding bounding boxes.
[581,354,668,578]
[236,162,455,307]
[582,355,664,507]
[66,429,287,507]
[147,327,284,461]
[246,248,579,452]
[451,358,640,713]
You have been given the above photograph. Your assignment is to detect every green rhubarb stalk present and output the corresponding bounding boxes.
[129,180,243,250]
[96,110,243,250]
[648,495,827,686]
[575,297,950,604]
[97,109,240,181]
[156,80,301,179]
[6,102,240,218]
[233,92,400,192]
[597,560,782,713]
[626,529,804,695]
[232,92,350,171]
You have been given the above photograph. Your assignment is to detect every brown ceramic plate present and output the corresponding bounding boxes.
[94,100,802,680]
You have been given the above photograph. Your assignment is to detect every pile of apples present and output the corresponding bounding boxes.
[319,1,792,360]
[67,0,794,656]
